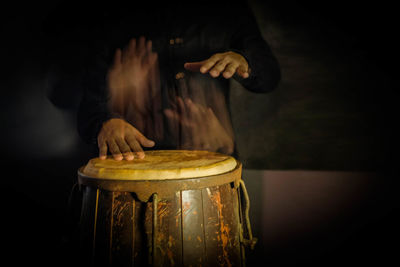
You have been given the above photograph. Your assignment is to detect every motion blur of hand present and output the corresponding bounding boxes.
[97,118,155,161]
[107,36,158,114]
[164,97,234,155]
[184,51,250,79]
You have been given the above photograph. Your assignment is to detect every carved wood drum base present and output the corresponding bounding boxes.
[77,150,256,267]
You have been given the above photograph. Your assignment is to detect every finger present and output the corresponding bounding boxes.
[123,38,136,61]
[146,40,152,53]
[168,100,178,111]
[209,58,230,78]
[176,96,186,115]
[236,65,250,78]
[125,135,145,159]
[137,36,146,54]
[113,48,122,67]
[145,39,157,64]
[176,97,190,125]
[107,139,123,161]
[183,61,206,72]
[115,137,134,161]
[185,97,206,114]
[223,62,239,79]
[185,98,202,121]
[98,140,108,160]
[199,54,223,74]
[205,107,219,127]
[165,106,192,128]
[134,131,155,148]
[164,108,180,123]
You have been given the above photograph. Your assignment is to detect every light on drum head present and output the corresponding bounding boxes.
[80,150,238,180]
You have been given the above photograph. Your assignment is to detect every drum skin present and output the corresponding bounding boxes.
[77,151,248,267]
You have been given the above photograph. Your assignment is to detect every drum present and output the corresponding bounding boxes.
[77,150,256,267]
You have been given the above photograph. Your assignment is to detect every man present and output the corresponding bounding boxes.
[76,0,281,160]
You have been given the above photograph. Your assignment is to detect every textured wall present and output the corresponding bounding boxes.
[231,0,394,171]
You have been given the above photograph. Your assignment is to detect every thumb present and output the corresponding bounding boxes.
[136,133,155,147]
[237,66,250,78]
[184,61,206,72]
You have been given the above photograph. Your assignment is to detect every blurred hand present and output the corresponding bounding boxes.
[107,36,158,114]
[184,51,250,79]
[97,118,155,161]
[164,97,234,155]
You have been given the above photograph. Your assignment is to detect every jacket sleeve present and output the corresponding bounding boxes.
[229,1,281,93]
[77,85,115,146]
[76,37,119,146]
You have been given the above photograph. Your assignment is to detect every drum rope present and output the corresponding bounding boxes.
[239,180,257,250]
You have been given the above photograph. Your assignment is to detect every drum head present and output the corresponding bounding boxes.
[81,150,237,180]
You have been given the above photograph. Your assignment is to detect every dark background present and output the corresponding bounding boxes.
[0,0,397,266]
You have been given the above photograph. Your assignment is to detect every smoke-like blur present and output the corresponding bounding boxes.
[107,37,163,141]
[106,36,235,155]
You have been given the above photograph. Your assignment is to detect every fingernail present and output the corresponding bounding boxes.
[148,140,155,146]
[125,154,134,161]
[224,72,231,78]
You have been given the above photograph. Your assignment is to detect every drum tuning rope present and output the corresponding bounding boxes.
[239,180,258,250]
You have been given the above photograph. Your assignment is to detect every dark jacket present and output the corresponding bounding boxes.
[49,0,281,155]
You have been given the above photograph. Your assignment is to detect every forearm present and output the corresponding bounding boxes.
[77,42,117,145]
[77,95,114,145]
[229,2,281,93]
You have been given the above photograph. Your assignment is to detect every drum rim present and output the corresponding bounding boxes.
[80,150,238,180]
[77,161,242,202]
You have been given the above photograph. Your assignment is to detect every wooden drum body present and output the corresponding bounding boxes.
[77,150,256,267]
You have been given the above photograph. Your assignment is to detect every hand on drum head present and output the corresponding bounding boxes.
[97,118,155,160]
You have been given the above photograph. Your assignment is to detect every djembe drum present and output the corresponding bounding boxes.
[77,150,256,267]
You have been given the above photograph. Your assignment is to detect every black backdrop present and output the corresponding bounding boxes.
[1,0,397,266]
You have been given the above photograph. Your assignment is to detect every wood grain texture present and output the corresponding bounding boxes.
[78,162,245,266]
[202,186,224,266]
[111,192,134,267]
[153,191,182,267]
[181,189,206,267]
